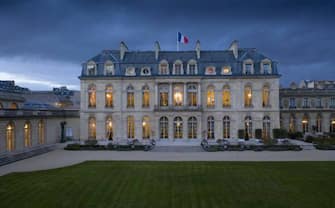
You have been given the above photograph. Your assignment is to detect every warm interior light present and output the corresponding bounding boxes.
[174,92,183,104]
[108,121,112,128]
[223,67,230,74]
[302,120,308,124]
[106,94,111,98]
[248,93,252,98]
[142,121,147,127]
[7,125,12,130]
[332,120,335,124]
[24,124,28,129]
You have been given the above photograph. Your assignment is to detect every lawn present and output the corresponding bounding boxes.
[1,161,335,208]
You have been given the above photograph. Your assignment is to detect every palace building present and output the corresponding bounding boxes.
[79,40,281,141]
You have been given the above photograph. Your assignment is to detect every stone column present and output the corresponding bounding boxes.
[169,84,173,106]
[184,83,187,106]
[154,83,158,106]
[198,83,201,107]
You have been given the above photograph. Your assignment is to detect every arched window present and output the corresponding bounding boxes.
[188,117,197,139]
[88,84,96,108]
[106,117,113,140]
[262,85,270,107]
[173,85,183,106]
[142,85,150,108]
[105,85,113,108]
[127,116,135,139]
[88,117,96,139]
[141,67,151,76]
[245,116,252,138]
[127,85,135,108]
[223,116,230,139]
[207,116,215,139]
[24,121,32,147]
[207,86,215,107]
[159,60,169,75]
[222,85,231,107]
[302,114,309,133]
[187,84,197,106]
[244,85,252,107]
[187,60,197,75]
[6,122,15,151]
[331,116,335,133]
[289,114,296,132]
[87,61,96,76]
[262,116,271,140]
[174,117,183,139]
[10,102,18,109]
[142,116,151,139]
[104,61,114,75]
[316,114,322,133]
[38,120,45,144]
[173,60,183,75]
[159,84,169,107]
[159,117,169,139]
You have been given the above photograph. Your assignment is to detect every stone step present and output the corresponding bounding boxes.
[151,145,204,152]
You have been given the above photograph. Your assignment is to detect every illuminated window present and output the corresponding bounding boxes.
[142,116,151,139]
[222,85,231,107]
[159,85,169,106]
[207,86,215,107]
[106,117,113,140]
[10,103,18,109]
[24,121,32,147]
[127,116,135,139]
[127,85,135,108]
[173,85,183,106]
[142,85,150,108]
[205,66,216,75]
[223,116,230,139]
[187,84,197,106]
[174,117,183,139]
[262,116,271,140]
[302,114,309,133]
[188,117,197,139]
[105,61,114,75]
[88,117,96,139]
[173,60,183,75]
[6,122,15,151]
[207,116,215,139]
[262,85,270,107]
[38,120,45,144]
[88,84,96,108]
[159,60,169,75]
[105,85,113,108]
[221,66,232,75]
[244,85,252,107]
[87,62,96,75]
[159,117,169,139]
[245,116,252,138]
[331,117,335,133]
[289,114,296,132]
[316,114,322,133]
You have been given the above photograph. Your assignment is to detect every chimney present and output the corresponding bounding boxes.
[154,41,160,60]
[195,40,201,59]
[120,41,128,61]
[229,40,239,59]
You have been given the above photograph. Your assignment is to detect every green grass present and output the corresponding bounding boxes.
[1,161,335,208]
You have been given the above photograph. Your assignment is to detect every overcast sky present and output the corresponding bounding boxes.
[0,0,334,90]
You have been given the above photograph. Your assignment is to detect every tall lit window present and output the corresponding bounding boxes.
[24,121,32,147]
[223,116,230,139]
[173,60,183,75]
[142,85,150,108]
[188,117,197,139]
[88,84,96,108]
[10,103,18,109]
[207,116,215,139]
[105,85,113,108]
[6,122,15,151]
[105,61,114,75]
[316,114,322,133]
[106,117,113,140]
[88,117,96,139]
[302,114,309,133]
[289,114,296,132]
[188,60,197,75]
[87,62,96,75]
[173,85,183,106]
[159,85,169,106]
[174,117,183,139]
[38,120,45,144]
[159,117,169,139]
[127,85,135,108]
[142,116,151,139]
[331,117,335,133]
[262,85,270,107]
[187,84,197,106]
[127,116,135,139]
[244,85,252,107]
[207,86,215,107]
[159,60,169,75]
[262,116,271,140]
[245,116,252,138]
[222,85,231,107]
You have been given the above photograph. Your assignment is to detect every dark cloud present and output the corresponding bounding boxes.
[0,0,334,89]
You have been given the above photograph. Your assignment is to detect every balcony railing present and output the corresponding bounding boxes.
[154,105,203,111]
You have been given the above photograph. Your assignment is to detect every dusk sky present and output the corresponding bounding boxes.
[0,0,334,90]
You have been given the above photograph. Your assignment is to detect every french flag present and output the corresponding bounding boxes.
[178,32,189,44]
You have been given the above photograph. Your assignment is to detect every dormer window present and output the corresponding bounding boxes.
[159,60,169,75]
[173,60,183,75]
[187,60,198,75]
[263,63,271,74]
[243,59,254,75]
[245,64,252,74]
[221,66,232,75]
[141,67,151,76]
[205,66,216,75]
[87,62,96,76]
[105,61,114,75]
[126,67,136,76]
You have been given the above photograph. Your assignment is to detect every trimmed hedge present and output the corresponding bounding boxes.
[273,128,288,139]
[238,129,245,139]
[255,129,262,139]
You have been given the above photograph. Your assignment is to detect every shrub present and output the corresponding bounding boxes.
[255,129,262,139]
[272,128,288,139]
[238,129,245,139]
[305,135,316,143]
[85,140,98,146]
[64,143,81,150]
